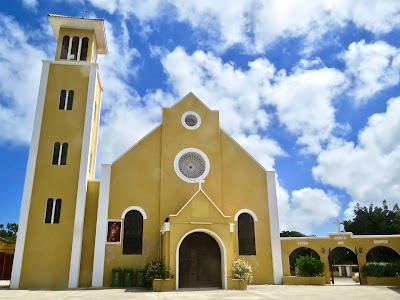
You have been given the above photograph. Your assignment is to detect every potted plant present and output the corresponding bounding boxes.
[230,259,253,289]
[145,259,172,291]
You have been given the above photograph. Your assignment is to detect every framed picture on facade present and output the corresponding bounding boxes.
[106,220,122,244]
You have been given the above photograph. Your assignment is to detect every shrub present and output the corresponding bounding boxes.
[144,259,171,283]
[296,256,324,277]
[361,262,400,277]
[231,259,253,283]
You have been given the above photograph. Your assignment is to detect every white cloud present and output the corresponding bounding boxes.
[160,47,285,168]
[96,21,176,165]
[313,97,400,219]
[0,14,48,144]
[88,0,400,53]
[342,40,400,103]
[277,183,340,234]
[22,0,38,8]
[266,65,348,154]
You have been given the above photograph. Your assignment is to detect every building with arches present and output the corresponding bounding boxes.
[281,232,400,284]
[10,14,283,289]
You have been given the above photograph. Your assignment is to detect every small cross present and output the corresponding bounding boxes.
[333,218,344,233]
[81,7,88,18]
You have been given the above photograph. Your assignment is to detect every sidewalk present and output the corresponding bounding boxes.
[0,284,399,300]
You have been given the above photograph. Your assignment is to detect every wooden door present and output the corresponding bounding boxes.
[179,232,221,288]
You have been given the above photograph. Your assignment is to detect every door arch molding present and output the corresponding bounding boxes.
[175,228,227,289]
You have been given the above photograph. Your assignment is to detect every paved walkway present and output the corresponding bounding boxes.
[0,284,399,300]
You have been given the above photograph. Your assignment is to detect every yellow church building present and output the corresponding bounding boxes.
[10,14,283,289]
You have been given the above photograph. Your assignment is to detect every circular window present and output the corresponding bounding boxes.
[174,148,210,183]
[181,111,201,130]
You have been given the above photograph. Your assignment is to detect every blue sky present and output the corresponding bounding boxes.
[1,0,400,235]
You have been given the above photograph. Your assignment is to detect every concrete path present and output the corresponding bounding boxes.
[0,284,399,300]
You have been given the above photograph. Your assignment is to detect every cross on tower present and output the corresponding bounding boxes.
[333,218,344,233]
[81,7,88,18]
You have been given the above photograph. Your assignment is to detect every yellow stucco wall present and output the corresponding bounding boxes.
[103,93,275,287]
[220,131,274,284]
[103,126,163,286]
[19,62,91,288]
[79,180,100,287]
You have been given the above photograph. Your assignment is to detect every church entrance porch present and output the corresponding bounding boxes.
[178,232,222,288]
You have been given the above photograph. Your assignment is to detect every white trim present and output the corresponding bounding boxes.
[234,209,258,222]
[229,223,235,233]
[68,64,98,288]
[173,148,210,183]
[266,171,283,284]
[170,189,230,219]
[77,37,82,61]
[92,164,111,287]
[51,200,56,224]
[175,229,227,290]
[160,222,170,235]
[121,206,147,219]
[67,36,73,60]
[181,111,201,130]
[10,61,50,289]
[42,59,96,67]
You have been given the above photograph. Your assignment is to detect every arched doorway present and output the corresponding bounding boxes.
[366,246,400,262]
[179,232,222,288]
[329,247,359,283]
[289,247,320,276]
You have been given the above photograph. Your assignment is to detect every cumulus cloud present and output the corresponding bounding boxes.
[88,0,400,53]
[266,65,348,153]
[277,183,340,234]
[96,21,176,165]
[0,14,48,144]
[21,0,38,8]
[313,97,400,219]
[342,40,400,103]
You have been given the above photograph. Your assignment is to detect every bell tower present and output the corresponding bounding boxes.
[11,14,107,289]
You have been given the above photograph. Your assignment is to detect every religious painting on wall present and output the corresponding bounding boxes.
[106,220,122,244]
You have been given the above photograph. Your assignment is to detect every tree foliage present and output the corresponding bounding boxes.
[344,200,400,235]
[0,223,18,241]
[280,231,306,237]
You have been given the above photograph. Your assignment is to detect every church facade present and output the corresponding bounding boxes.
[11,15,283,289]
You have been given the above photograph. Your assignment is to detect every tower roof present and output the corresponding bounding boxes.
[48,14,108,54]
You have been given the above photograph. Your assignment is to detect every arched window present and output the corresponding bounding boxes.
[52,142,61,165]
[123,210,143,255]
[70,36,80,60]
[66,90,74,110]
[238,213,256,255]
[80,37,89,61]
[44,198,62,224]
[60,143,68,165]
[59,90,73,110]
[60,36,70,59]
[59,90,66,110]
[52,142,68,165]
